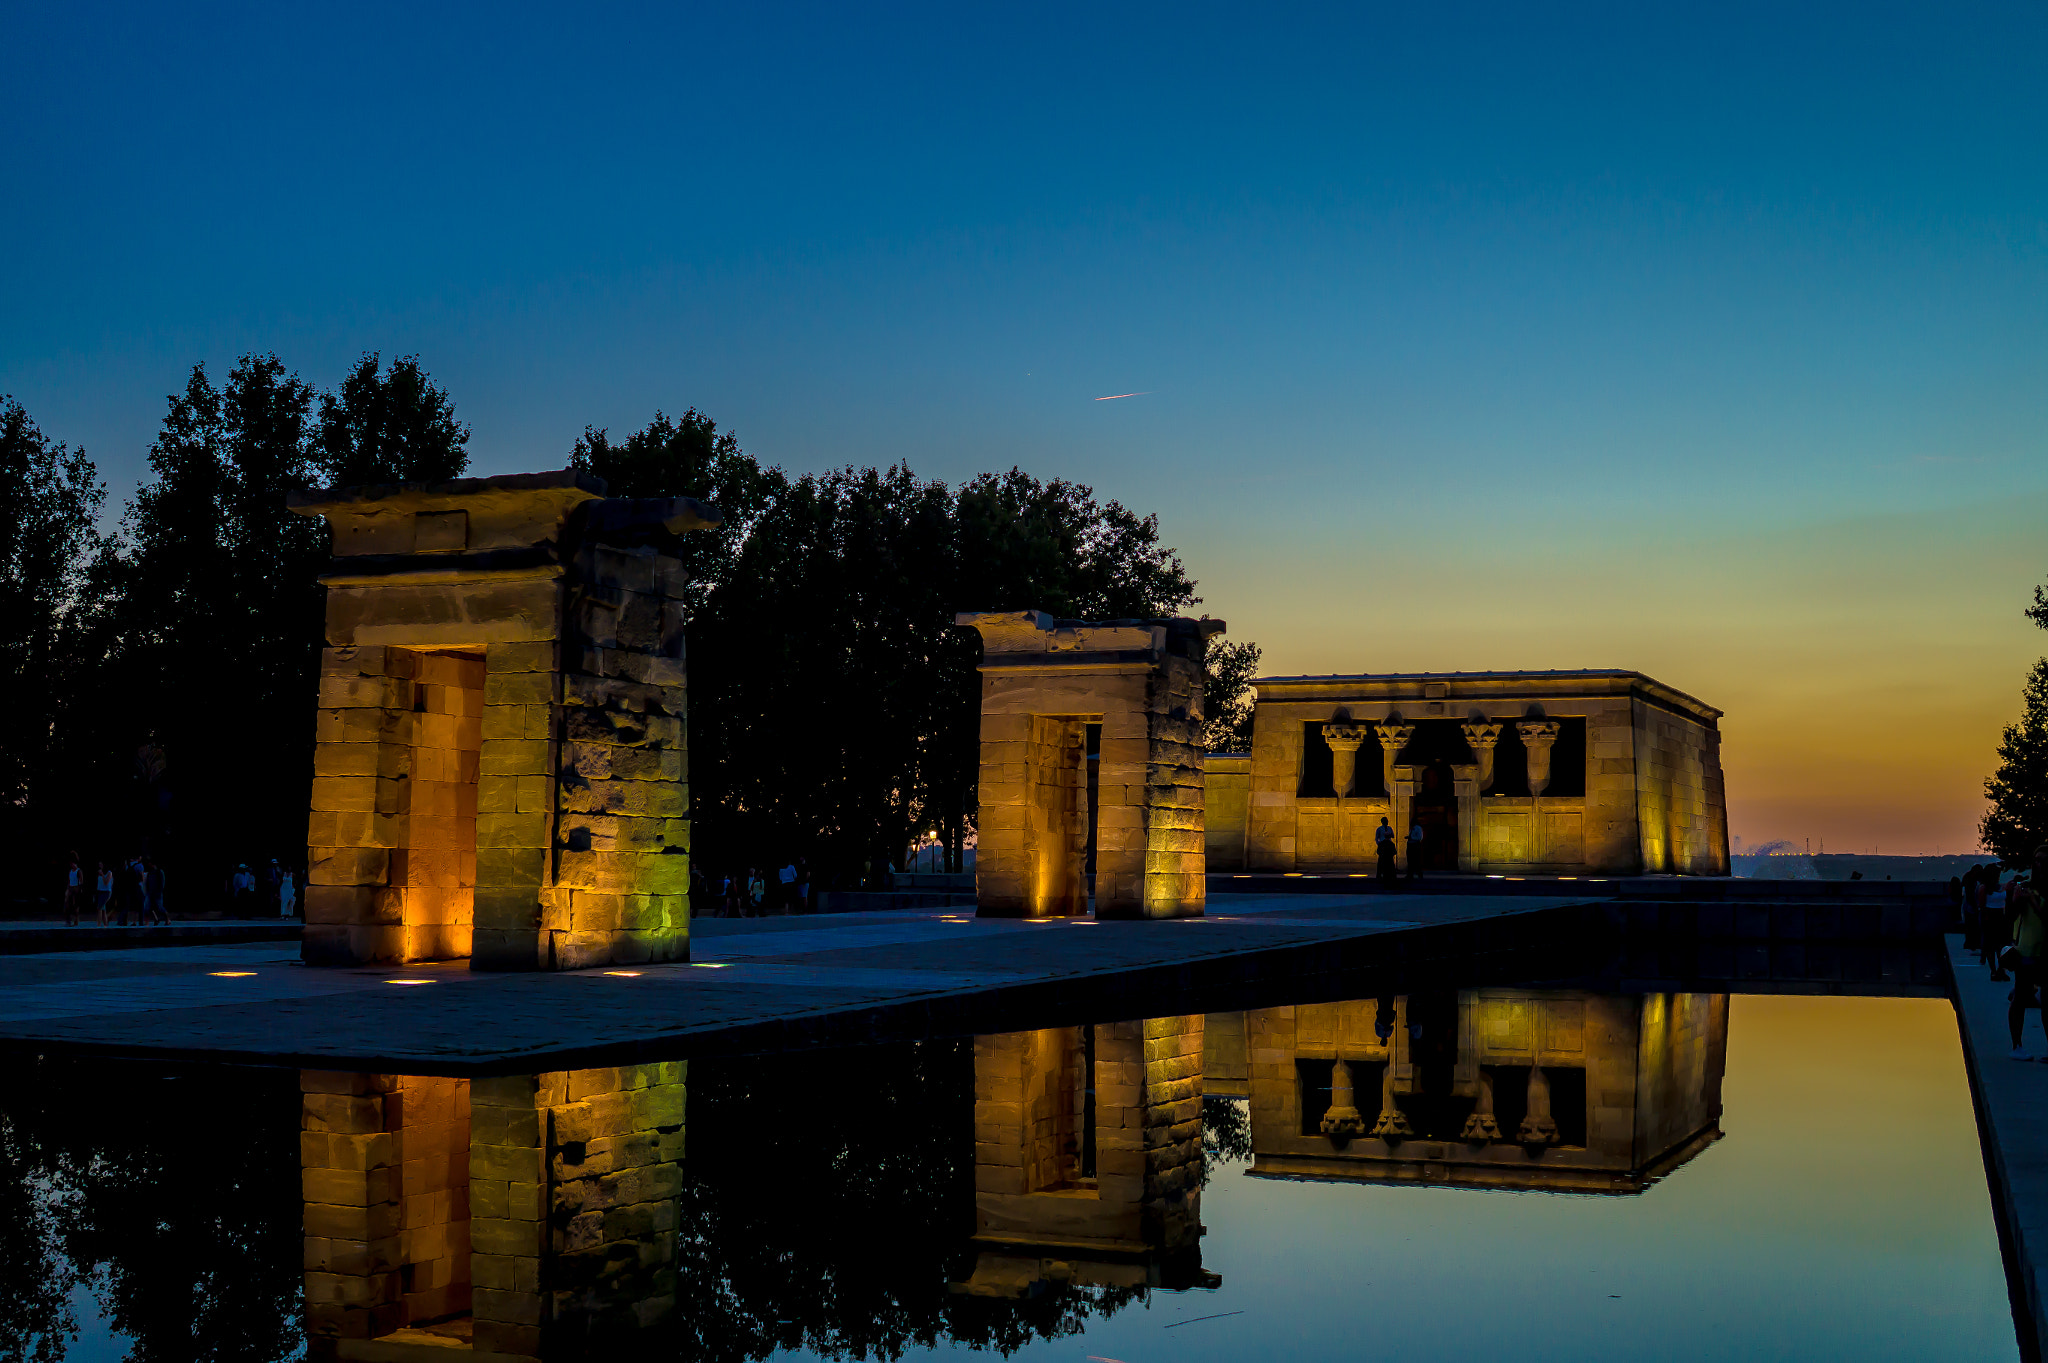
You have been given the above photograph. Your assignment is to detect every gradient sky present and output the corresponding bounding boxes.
[6,3,2046,853]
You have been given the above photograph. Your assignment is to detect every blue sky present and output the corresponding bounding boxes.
[5,1,2045,849]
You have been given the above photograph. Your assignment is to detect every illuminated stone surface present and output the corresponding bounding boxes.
[1221,989,1728,1192]
[953,1014,1212,1295]
[301,1061,684,1362]
[290,472,718,970]
[1206,669,1730,876]
[954,611,1225,920]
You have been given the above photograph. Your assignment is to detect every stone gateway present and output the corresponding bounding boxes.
[290,471,718,970]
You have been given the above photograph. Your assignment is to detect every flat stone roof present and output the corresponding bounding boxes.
[1251,669,1721,724]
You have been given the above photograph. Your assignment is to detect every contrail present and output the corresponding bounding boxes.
[1094,391,1152,401]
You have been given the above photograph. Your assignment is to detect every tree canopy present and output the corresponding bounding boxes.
[2,378,1253,909]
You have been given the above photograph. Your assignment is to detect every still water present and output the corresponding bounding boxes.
[0,992,2016,1363]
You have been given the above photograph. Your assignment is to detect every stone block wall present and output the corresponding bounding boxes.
[301,1072,472,1344]
[1632,700,1731,875]
[1631,992,1726,1165]
[294,473,715,970]
[1243,673,1720,877]
[1202,755,1250,871]
[1243,991,1726,1191]
[971,1016,1204,1255]
[959,612,1219,920]
[307,647,482,964]
[469,1063,686,1357]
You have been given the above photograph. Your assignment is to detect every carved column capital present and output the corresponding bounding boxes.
[1374,722,1415,751]
[1461,721,1502,794]
[1320,723,1369,753]
[1321,723,1369,798]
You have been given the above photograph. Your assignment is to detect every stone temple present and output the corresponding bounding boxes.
[1206,669,1728,877]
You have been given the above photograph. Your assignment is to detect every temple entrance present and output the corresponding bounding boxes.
[1414,761,1458,871]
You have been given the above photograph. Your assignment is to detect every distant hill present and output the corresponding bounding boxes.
[1731,852,1998,882]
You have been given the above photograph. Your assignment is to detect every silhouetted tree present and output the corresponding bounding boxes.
[569,410,785,620]
[0,398,103,872]
[314,353,469,486]
[79,356,327,891]
[1984,658,2048,863]
[1202,639,1262,752]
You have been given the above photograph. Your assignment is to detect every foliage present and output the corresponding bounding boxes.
[0,398,103,856]
[1202,639,1261,751]
[671,1039,1143,1362]
[0,1059,303,1363]
[314,353,470,487]
[1983,658,2048,863]
[569,409,785,620]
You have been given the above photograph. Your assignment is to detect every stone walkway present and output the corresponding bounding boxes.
[0,918,301,954]
[0,892,1584,1072]
[1948,934,2048,1359]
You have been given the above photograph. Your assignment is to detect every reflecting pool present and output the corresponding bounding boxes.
[0,991,2016,1363]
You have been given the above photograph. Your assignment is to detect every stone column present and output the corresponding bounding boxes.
[1374,722,1414,800]
[1319,1059,1366,1137]
[1460,1068,1502,1141]
[1460,722,1502,793]
[1517,1065,1559,1145]
[1518,720,1560,796]
[1369,1062,1412,1140]
[1321,724,1369,799]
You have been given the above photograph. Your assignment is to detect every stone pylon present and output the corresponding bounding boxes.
[291,471,718,969]
[955,611,1224,919]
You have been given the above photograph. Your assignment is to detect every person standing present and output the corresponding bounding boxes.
[229,863,255,915]
[63,853,83,926]
[777,862,798,914]
[94,860,113,926]
[143,857,168,925]
[1990,873,2014,982]
[2008,848,2048,1059]
[1375,817,1397,885]
[278,867,295,918]
[118,854,144,926]
[264,860,283,915]
[1406,817,1426,881]
[747,869,766,917]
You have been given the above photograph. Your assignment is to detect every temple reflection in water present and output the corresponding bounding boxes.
[295,990,1726,1358]
[1206,991,1727,1193]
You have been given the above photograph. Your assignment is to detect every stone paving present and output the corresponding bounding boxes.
[0,918,301,954]
[1948,934,2048,1357]
[0,892,1584,1072]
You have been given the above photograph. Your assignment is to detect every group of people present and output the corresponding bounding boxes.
[1960,847,2048,1060]
[715,862,810,916]
[58,853,301,925]
[1374,816,1429,882]
[63,853,167,927]
[227,860,298,917]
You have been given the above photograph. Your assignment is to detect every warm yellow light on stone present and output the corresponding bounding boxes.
[384,978,435,985]
[603,970,642,977]
[208,971,257,977]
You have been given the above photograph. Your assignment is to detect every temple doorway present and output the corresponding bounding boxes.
[1414,761,1459,872]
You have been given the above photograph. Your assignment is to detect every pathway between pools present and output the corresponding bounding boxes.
[0,892,1588,1073]
[1951,934,2048,1362]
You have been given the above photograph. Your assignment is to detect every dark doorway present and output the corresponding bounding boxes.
[1413,761,1459,871]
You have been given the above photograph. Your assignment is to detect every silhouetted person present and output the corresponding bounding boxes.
[2009,848,2048,1059]
[94,861,112,926]
[1406,817,1426,881]
[143,857,168,925]
[1375,817,1397,884]
[63,853,83,926]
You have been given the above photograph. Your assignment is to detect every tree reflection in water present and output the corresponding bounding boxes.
[670,1037,1143,1363]
[0,1056,303,1363]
